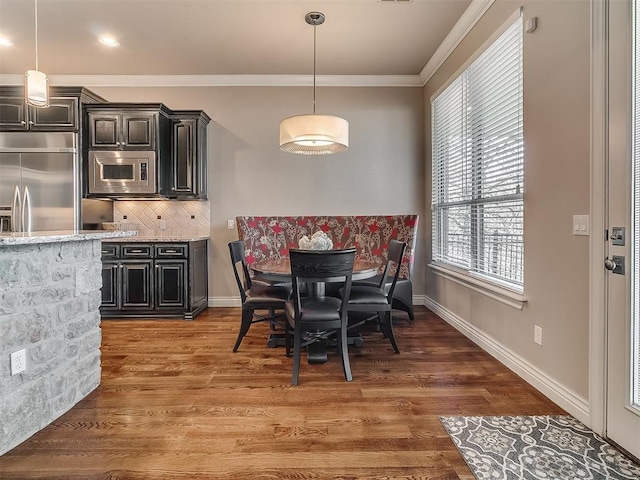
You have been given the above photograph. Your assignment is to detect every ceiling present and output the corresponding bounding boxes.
[0,0,473,81]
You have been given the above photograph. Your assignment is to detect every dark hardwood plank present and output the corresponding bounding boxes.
[0,307,564,479]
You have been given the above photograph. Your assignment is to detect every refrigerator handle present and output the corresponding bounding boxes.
[22,186,31,233]
[11,185,21,233]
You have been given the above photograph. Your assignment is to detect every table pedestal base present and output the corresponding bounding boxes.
[268,334,364,363]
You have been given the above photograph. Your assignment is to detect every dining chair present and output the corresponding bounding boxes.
[228,240,290,352]
[341,239,407,353]
[285,248,356,386]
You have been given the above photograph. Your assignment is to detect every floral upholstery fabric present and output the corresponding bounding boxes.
[236,215,419,280]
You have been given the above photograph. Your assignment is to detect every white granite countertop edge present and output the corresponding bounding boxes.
[0,230,138,246]
[103,234,210,243]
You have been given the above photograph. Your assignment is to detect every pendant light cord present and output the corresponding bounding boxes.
[34,0,39,70]
[312,23,317,115]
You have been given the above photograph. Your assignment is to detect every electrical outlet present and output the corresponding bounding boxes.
[534,326,543,346]
[227,219,235,230]
[159,220,167,230]
[10,349,26,375]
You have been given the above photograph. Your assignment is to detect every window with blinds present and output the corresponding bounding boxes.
[431,15,524,291]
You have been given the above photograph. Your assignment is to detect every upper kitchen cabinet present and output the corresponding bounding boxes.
[86,104,172,150]
[0,86,105,132]
[166,110,211,199]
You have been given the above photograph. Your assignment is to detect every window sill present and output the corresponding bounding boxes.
[429,263,527,310]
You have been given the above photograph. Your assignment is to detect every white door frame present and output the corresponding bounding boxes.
[589,0,608,436]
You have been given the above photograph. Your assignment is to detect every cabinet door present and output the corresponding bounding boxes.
[189,241,208,309]
[101,261,119,308]
[172,120,195,196]
[29,97,79,131]
[155,260,187,308]
[0,97,28,131]
[89,113,121,148]
[197,119,208,198]
[122,113,156,149]
[121,260,154,309]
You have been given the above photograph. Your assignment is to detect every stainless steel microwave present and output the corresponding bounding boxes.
[88,151,157,195]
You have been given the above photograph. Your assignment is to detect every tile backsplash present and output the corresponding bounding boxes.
[114,200,210,237]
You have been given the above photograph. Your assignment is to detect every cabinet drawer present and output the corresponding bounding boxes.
[121,244,153,258]
[101,244,120,258]
[155,244,188,258]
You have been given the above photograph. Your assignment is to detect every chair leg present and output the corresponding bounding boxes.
[232,309,254,352]
[379,311,400,354]
[284,319,291,357]
[292,325,302,386]
[340,323,353,382]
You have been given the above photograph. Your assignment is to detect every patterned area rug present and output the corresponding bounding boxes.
[440,415,640,480]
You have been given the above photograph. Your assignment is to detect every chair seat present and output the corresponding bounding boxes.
[245,284,290,304]
[353,276,414,320]
[286,297,342,324]
[342,285,388,305]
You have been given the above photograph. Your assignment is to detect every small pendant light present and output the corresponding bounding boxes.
[279,12,349,155]
[25,0,49,108]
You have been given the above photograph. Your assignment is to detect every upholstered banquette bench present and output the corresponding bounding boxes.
[235,215,419,319]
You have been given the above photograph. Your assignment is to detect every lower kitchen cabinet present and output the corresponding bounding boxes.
[100,240,208,320]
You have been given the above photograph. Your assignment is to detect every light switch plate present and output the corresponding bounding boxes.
[572,215,589,236]
[227,219,235,230]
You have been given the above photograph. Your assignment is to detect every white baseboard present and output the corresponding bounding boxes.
[413,294,428,306]
[423,296,590,425]
[209,297,241,307]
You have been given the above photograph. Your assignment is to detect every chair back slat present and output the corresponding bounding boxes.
[289,248,356,281]
[380,240,407,300]
[228,240,252,301]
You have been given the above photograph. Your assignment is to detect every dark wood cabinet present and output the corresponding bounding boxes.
[0,86,104,132]
[121,260,154,309]
[0,96,77,130]
[83,103,208,200]
[87,109,159,150]
[29,97,79,130]
[100,243,155,313]
[101,261,119,308]
[100,240,208,320]
[156,260,187,308]
[166,110,210,199]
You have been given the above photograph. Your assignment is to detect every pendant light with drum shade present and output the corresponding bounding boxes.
[25,0,49,108]
[279,12,348,155]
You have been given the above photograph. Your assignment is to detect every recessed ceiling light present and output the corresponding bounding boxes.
[99,36,119,47]
[0,36,13,47]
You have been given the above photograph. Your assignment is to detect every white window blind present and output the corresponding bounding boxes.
[632,0,640,410]
[431,15,524,290]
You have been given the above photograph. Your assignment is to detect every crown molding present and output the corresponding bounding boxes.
[419,0,496,85]
[0,74,422,88]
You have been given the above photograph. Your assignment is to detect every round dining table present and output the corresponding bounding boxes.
[251,256,379,362]
[252,258,379,286]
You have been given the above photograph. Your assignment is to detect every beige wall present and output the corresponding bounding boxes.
[89,86,425,301]
[424,0,591,404]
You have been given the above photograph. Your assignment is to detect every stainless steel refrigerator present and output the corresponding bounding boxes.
[0,132,79,233]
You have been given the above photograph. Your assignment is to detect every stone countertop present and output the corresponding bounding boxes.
[102,234,210,243]
[0,230,137,246]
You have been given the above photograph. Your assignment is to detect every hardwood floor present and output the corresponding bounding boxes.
[0,307,564,479]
